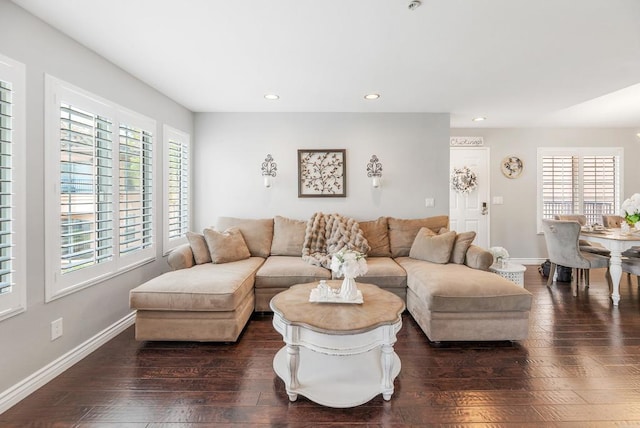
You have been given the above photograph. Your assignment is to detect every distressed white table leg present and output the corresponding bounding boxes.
[286,344,299,401]
[380,344,394,400]
[609,249,622,306]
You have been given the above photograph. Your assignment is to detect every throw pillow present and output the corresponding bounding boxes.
[271,216,306,256]
[450,231,476,264]
[215,217,274,258]
[358,217,392,257]
[409,227,457,264]
[388,215,450,257]
[186,231,211,264]
[203,227,251,264]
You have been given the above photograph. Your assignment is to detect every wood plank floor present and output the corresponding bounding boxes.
[3,267,640,427]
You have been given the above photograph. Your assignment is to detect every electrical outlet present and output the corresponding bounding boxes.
[51,318,63,341]
[425,198,435,208]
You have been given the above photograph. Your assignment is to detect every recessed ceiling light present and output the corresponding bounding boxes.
[264,94,279,100]
[472,117,486,122]
[636,132,640,138]
[364,93,380,100]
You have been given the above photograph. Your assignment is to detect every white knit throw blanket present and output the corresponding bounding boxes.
[301,212,370,269]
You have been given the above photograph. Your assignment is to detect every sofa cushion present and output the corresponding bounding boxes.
[129,257,265,312]
[396,257,532,312]
[338,257,406,288]
[409,228,457,264]
[216,217,274,258]
[440,229,476,264]
[203,227,251,264]
[359,217,392,257]
[186,231,211,264]
[270,216,306,256]
[255,256,331,289]
[388,215,449,257]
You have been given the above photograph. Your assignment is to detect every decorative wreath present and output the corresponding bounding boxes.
[450,166,478,194]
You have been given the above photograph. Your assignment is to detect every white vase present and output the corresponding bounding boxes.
[339,277,358,301]
[621,222,631,235]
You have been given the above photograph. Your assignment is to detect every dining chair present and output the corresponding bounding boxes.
[542,219,612,297]
[602,215,625,228]
[601,214,640,262]
[622,258,640,287]
[554,214,610,256]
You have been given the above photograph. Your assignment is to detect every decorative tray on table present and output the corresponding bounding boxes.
[308,282,363,304]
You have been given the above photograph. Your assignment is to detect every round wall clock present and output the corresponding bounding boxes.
[501,156,523,178]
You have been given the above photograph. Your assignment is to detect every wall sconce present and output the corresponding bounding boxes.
[367,155,383,188]
[261,154,277,188]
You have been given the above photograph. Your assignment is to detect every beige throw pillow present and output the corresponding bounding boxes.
[271,216,306,256]
[186,231,211,264]
[215,217,274,258]
[203,227,251,264]
[388,215,449,257]
[409,227,457,264]
[451,231,476,264]
[358,217,391,257]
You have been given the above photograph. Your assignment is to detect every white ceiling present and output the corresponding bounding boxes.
[12,0,640,127]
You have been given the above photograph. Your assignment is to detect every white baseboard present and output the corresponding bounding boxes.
[0,311,136,414]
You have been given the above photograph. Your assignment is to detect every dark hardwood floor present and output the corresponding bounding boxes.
[3,267,640,427]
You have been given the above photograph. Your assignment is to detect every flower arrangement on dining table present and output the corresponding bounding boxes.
[621,193,640,227]
[488,246,510,267]
[330,248,368,279]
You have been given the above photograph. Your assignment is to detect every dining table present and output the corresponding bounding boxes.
[580,228,640,306]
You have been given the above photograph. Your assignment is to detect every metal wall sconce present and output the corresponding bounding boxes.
[367,155,383,188]
[261,154,277,188]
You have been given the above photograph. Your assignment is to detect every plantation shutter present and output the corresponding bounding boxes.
[59,103,114,274]
[583,155,620,225]
[119,124,153,255]
[541,155,579,219]
[0,79,13,294]
[167,139,189,240]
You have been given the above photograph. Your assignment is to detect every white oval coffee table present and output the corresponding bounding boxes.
[270,281,405,408]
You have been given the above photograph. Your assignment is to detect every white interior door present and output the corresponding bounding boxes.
[449,147,490,248]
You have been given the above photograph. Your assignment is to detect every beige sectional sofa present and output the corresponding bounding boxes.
[129,215,532,342]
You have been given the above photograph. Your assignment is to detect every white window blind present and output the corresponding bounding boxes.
[163,125,190,254]
[167,138,189,240]
[0,54,25,321]
[0,78,14,296]
[582,155,620,224]
[60,103,114,274]
[541,155,579,219]
[538,148,623,230]
[45,76,156,301]
[119,124,153,255]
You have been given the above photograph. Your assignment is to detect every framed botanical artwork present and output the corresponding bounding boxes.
[298,149,346,197]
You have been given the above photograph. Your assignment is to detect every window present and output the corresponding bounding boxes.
[537,147,623,231]
[45,76,156,301]
[163,125,190,254]
[0,54,26,321]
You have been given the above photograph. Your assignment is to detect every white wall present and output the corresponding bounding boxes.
[193,112,451,228]
[0,2,193,393]
[451,128,640,261]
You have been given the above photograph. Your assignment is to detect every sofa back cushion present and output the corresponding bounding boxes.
[186,231,211,264]
[409,227,457,264]
[271,216,306,256]
[358,217,392,257]
[203,227,251,264]
[216,217,274,258]
[388,215,449,257]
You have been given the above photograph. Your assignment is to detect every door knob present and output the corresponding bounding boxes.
[481,202,488,215]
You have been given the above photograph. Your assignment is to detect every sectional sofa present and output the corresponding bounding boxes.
[129,215,532,343]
